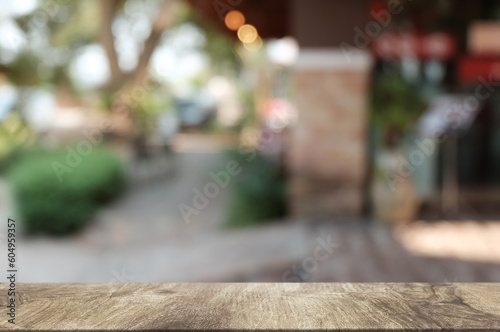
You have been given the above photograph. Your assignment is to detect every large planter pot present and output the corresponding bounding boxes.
[371,149,421,224]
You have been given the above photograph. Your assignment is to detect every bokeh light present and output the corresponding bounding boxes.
[267,37,299,66]
[224,10,245,31]
[237,24,258,44]
[243,35,263,52]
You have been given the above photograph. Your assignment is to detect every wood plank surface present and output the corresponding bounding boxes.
[1,283,499,331]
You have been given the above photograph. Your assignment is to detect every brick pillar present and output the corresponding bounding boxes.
[288,49,373,218]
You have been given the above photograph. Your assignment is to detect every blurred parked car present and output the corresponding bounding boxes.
[175,93,216,129]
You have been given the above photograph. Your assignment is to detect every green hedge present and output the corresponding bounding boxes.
[7,147,126,235]
[224,149,286,228]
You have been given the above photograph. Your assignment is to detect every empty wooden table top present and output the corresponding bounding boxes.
[1,283,499,331]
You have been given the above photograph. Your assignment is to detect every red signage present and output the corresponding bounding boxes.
[371,32,457,61]
[457,56,500,83]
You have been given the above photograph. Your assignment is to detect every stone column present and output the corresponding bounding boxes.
[288,49,373,218]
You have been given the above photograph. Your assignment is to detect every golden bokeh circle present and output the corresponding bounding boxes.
[237,24,258,44]
[224,10,245,31]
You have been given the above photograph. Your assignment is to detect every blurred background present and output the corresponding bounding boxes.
[0,0,499,282]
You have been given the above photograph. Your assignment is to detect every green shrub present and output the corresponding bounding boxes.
[7,147,126,235]
[0,147,27,174]
[224,149,286,228]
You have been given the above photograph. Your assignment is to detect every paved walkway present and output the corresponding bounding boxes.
[9,151,307,282]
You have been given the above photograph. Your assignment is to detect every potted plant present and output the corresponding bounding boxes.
[370,71,427,223]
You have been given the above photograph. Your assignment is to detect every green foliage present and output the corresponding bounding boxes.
[0,145,35,175]
[98,90,116,111]
[7,147,126,235]
[136,91,170,115]
[14,0,98,50]
[0,113,36,172]
[224,149,286,228]
[6,51,43,87]
[182,6,241,74]
[50,0,100,48]
[371,72,427,145]
[5,51,73,91]
[233,88,257,131]
[133,90,171,134]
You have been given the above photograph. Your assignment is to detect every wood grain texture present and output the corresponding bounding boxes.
[1,283,499,331]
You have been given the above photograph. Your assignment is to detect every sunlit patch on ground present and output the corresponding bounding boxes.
[395,221,500,264]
